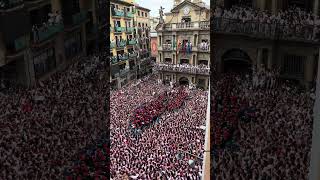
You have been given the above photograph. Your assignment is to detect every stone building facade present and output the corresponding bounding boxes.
[156,0,210,90]
[214,0,320,88]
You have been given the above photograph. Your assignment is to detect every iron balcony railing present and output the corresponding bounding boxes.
[197,43,210,52]
[126,27,134,33]
[14,35,29,51]
[110,56,118,64]
[153,63,210,75]
[125,11,134,18]
[127,39,137,45]
[118,53,128,61]
[213,17,320,42]
[129,52,138,58]
[0,0,24,11]
[114,27,125,32]
[120,68,130,77]
[162,44,173,50]
[110,42,116,49]
[112,9,124,17]
[32,23,64,43]
[116,40,127,48]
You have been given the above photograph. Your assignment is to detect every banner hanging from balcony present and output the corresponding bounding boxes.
[151,37,158,57]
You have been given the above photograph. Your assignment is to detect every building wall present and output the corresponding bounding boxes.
[214,0,319,88]
[156,0,210,90]
[0,0,101,87]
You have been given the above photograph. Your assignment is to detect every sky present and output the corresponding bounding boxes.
[134,0,210,17]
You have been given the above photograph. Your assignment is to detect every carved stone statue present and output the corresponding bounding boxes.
[159,6,165,23]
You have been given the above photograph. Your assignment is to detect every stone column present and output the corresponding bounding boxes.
[257,48,263,71]
[267,49,273,70]
[260,0,266,10]
[272,0,277,14]
[305,56,315,89]
[308,47,320,180]
[314,0,319,15]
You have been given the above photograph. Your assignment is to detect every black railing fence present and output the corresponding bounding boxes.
[213,17,319,42]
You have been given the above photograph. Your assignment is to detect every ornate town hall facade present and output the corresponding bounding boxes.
[155,0,210,90]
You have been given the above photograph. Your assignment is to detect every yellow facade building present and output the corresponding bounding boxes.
[155,0,210,90]
[110,0,152,89]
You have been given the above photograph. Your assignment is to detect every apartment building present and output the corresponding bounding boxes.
[0,0,107,87]
[110,0,152,89]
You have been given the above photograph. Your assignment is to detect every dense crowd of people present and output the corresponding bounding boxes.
[153,63,210,75]
[111,75,208,179]
[213,5,320,40]
[130,87,188,129]
[0,52,108,179]
[212,68,314,179]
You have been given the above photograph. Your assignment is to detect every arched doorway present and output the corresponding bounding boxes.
[222,49,252,74]
[179,77,189,86]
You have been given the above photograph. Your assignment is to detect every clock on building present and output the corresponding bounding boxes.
[183,6,190,15]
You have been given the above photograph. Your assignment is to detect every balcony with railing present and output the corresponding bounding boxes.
[162,44,173,51]
[161,21,210,31]
[119,68,130,78]
[199,21,210,29]
[118,53,128,61]
[0,0,24,11]
[197,43,210,52]
[127,39,137,45]
[129,52,138,58]
[116,40,127,48]
[112,9,124,17]
[110,56,118,64]
[153,63,210,75]
[114,27,125,33]
[126,27,134,33]
[32,23,64,44]
[125,11,134,18]
[110,42,116,49]
[212,17,320,43]
[5,35,29,59]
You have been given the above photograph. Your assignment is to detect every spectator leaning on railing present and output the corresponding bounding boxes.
[213,5,320,41]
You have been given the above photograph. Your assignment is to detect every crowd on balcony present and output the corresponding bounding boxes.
[0,52,108,179]
[212,71,314,179]
[110,38,127,48]
[31,11,63,42]
[177,41,193,55]
[199,41,210,51]
[0,0,23,9]
[154,63,210,75]
[213,5,320,40]
[111,74,207,179]
[117,53,128,61]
